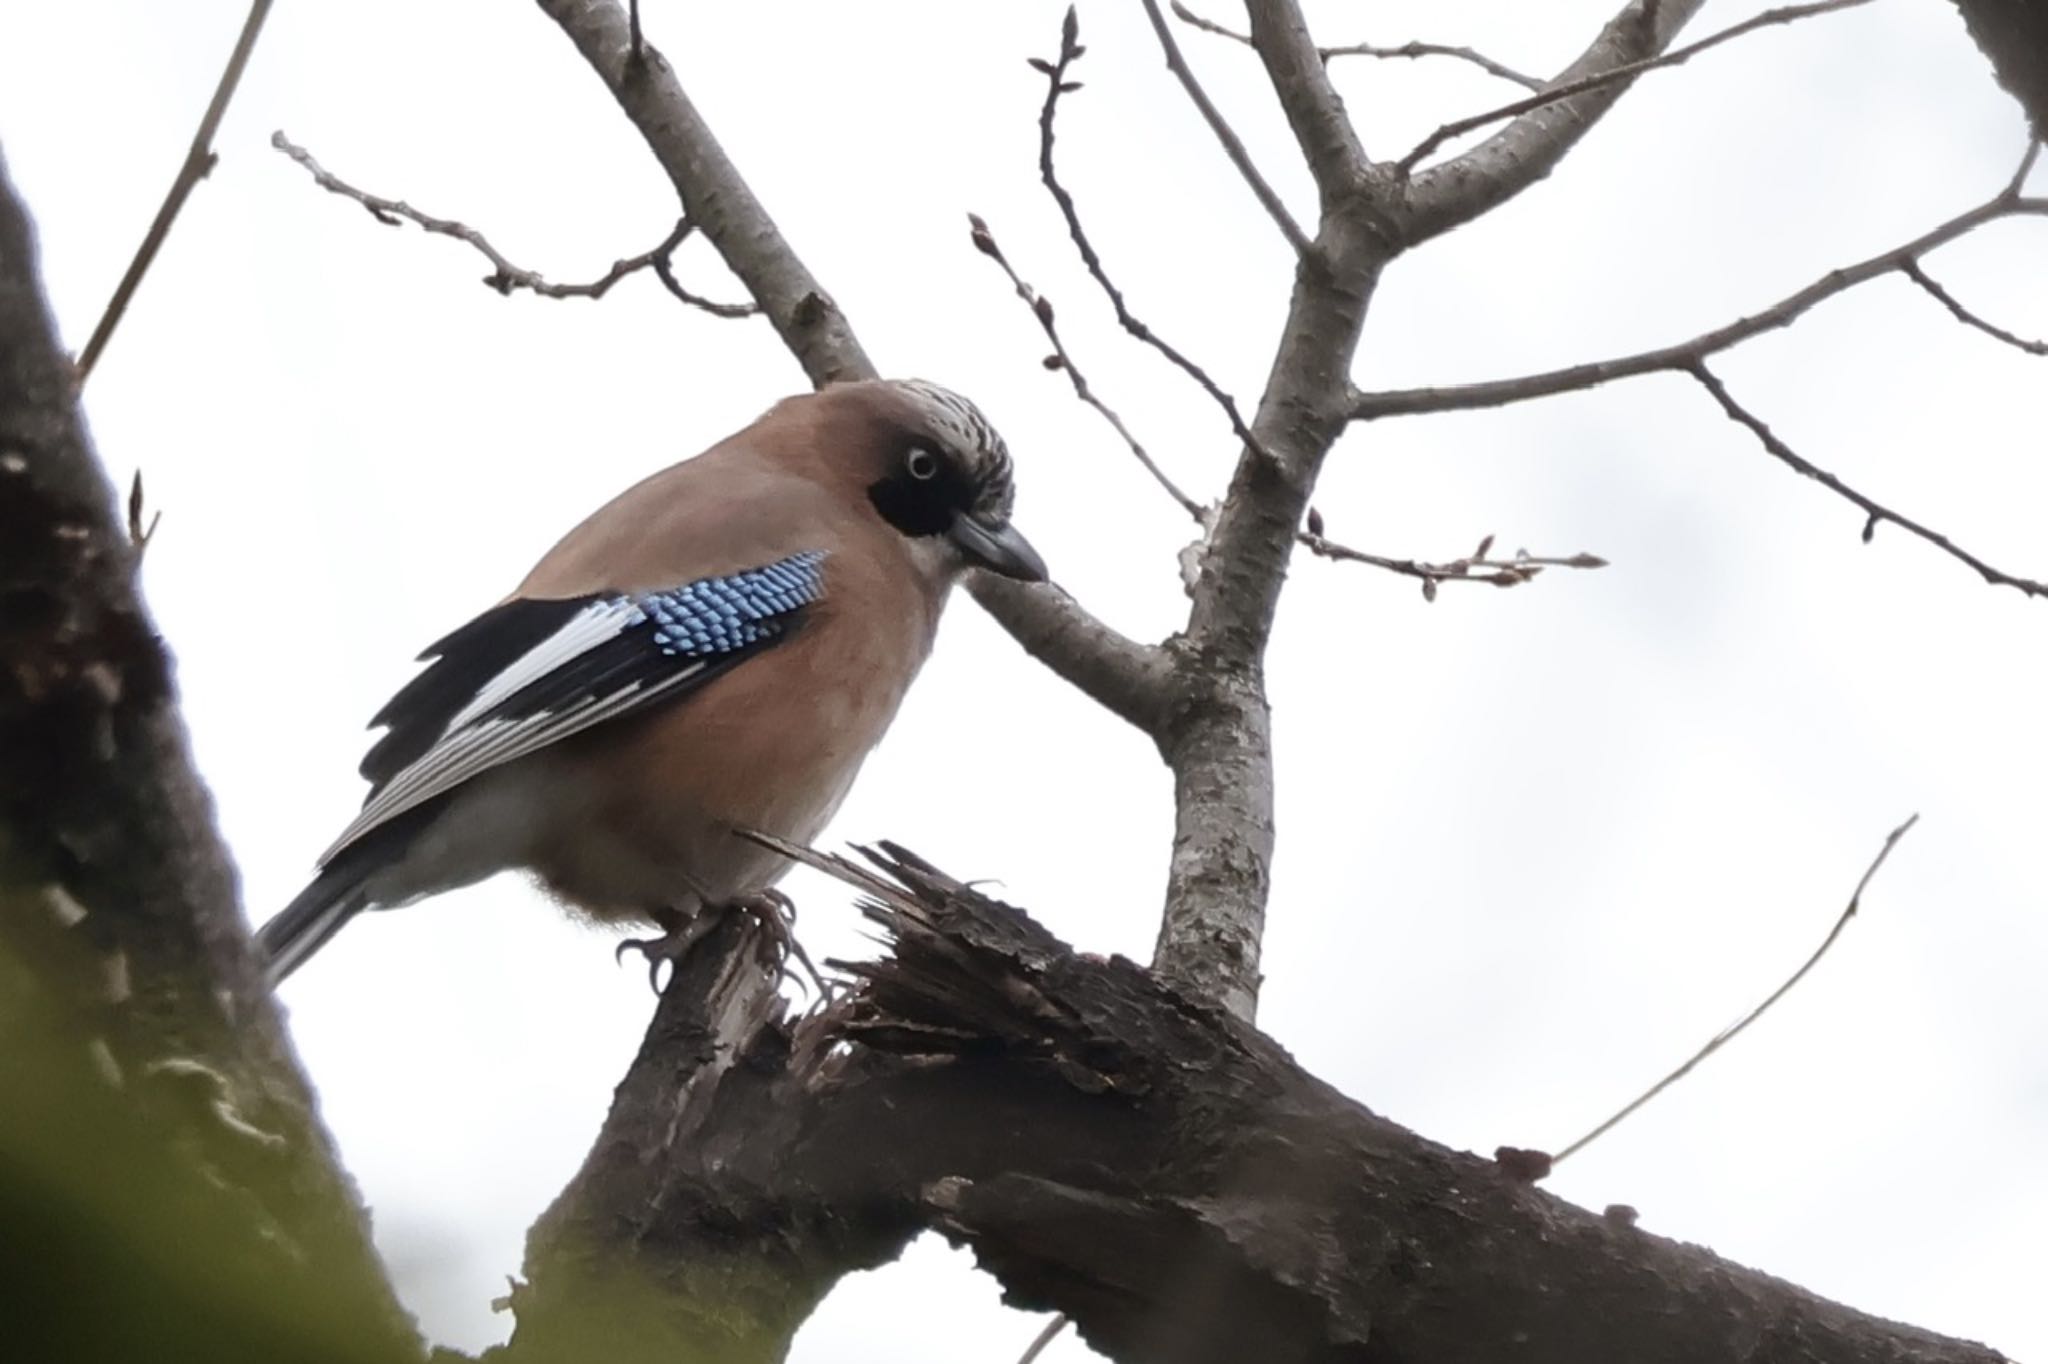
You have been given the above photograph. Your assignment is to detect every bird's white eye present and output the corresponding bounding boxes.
[905,446,941,481]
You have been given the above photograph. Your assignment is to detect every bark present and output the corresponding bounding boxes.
[0,145,417,1360]
[1949,0,2048,138]
[506,845,2012,1364]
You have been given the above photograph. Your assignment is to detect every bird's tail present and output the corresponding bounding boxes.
[257,868,370,988]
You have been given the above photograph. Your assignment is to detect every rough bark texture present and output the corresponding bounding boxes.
[507,846,2011,1364]
[1950,0,2048,138]
[0,145,417,1360]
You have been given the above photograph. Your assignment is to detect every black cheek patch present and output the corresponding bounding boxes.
[869,467,972,538]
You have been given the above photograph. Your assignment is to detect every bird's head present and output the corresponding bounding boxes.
[810,378,1048,585]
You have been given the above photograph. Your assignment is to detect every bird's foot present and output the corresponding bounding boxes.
[614,909,724,993]
[614,891,834,1001]
[728,889,835,1003]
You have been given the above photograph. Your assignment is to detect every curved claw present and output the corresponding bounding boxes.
[613,893,833,1000]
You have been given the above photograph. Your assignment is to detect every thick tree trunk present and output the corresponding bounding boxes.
[0,145,417,1362]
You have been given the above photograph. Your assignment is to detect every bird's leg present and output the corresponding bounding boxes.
[614,904,724,993]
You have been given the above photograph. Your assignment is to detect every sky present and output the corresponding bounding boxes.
[3,1,2044,1360]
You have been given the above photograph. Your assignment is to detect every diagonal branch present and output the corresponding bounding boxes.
[968,213,1203,519]
[1352,182,2048,418]
[1242,0,1370,198]
[1396,0,1709,246]
[1396,0,1874,177]
[1687,361,2048,598]
[271,132,755,315]
[76,0,276,383]
[1549,815,1919,1167]
[1034,12,1266,456]
[1901,259,2048,356]
[1138,0,1310,255]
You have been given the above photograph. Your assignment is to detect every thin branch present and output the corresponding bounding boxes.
[1014,1314,1069,1364]
[1397,0,1711,246]
[1688,362,2048,599]
[968,214,1203,518]
[1397,0,1873,176]
[1303,523,1606,601]
[76,0,276,383]
[1170,2,1542,92]
[1034,10,1267,459]
[270,132,755,315]
[1550,814,1920,1167]
[1139,0,1311,255]
[1901,259,2048,356]
[1324,39,1543,91]
[1353,179,2048,419]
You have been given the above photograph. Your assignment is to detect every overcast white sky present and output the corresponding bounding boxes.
[4,1,2045,1359]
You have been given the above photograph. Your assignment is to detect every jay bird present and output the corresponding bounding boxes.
[256,378,1045,986]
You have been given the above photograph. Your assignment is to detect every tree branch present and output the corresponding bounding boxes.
[1394,0,1709,246]
[1171,3,1544,92]
[511,840,2016,1364]
[1548,814,1918,1169]
[1395,0,1874,177]
[1687,361,2048,598]
[1138,0,1310,255]
[76,0,276,383]
[1901,258,2048,355]
[1032,13,1266,455]
[1242,0,1371,201]
[1352,180,2048,418]
[271,132,755,314]
[535,0,873,385]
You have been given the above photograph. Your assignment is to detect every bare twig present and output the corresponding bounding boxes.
[1014,1314,1070,1364]
[968,214,1203,518]
[1901,259,2048,356]
[1354,175,2048,418]
[1034,9,1267,461]
[270,132,754,316]
[1303,524,1606,601]
[1170,2,1543,91]
[1140,0,1310,254]
[1688,362,2048,599]
[1551,814,1921,1166]
[1324,39,1543,91]
[76,0,276,384]
[1398,0,1871,175]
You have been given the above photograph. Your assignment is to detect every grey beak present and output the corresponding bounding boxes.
[949,513,1048,582]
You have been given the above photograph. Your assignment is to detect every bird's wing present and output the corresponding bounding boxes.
[322,550,829,865]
